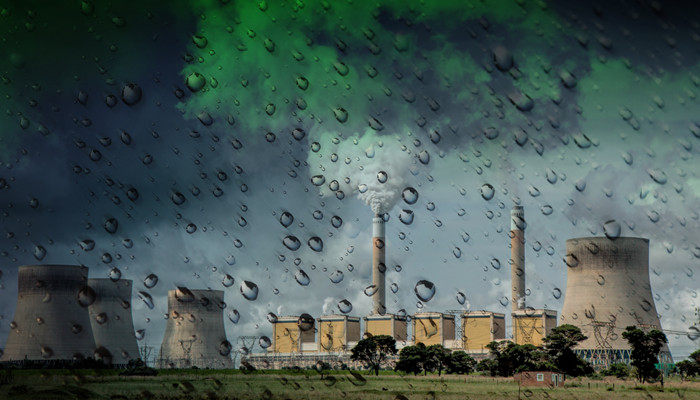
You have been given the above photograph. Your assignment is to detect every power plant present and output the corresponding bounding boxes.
[462,311,505,354]
[157,288,233,369]
[1,265,96,363]
[88,278,140,366]
[413,312,456,347]
[560,237,673,368]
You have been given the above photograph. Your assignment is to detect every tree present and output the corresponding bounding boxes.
[425,344,451,376]
[622,326,668,383]
[601,363,630,379]
[674,360,699,381]
[483,341,547,376]
[446,351,476,375]
[395,343,425,375]
[350,334,397,376]
[542,324,593,376]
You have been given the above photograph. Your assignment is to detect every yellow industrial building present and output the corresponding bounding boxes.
[412,312,455,346]
[512,309,557,346]
[317,315,361,352]
[364,314,407,341]
[272,316,316,353]
[462,311,505,353]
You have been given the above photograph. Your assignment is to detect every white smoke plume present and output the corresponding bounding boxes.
[308,129,417,215]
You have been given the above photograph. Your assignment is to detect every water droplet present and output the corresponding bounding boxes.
[222,274,235,288]
[390,283,399,293]
[603,220,621,240]
[456,291,466,305]
[329,270,344,284]
[143,273,158,288]
[138,291,154,309]
[185,223,197,234]
[377,171,388,183]
[218,340,232,356]
[418,150,430,165]
[109,267,121,282]
[414,280,436,302]
[364,285,378,296]
[552,288,562,299]
[259,336,272,349]
[331,215,343,228]
[565,253,580,268]
[528,186,540,197]
[228,309,240,323]
[402,187,419,204]
[338,299,353,313]
[79,239,95,251]
[283,236,301,251]
[398,209,414,225]
[265,103,276,116]
[279,212,294,228]
[313,210,324,220]
[311,175,326,186]
[33,245,46,261]
[640,299,652,312]
[295,269,311,286]
[77,286,97,307]
[121,83,142,106]
[334,107,348,123]
[687,326,700,341]
[292,128,306,141]
[104,217,118,234]
[186,72,206,92]
[240,281,259,300]
[648,169,667,184]
[135,329,146,340]
[453,247,462,258]
[170,191,186,205]
[480,184,495,200]
[175,287,195,302]
[296,76,309,90]
[308,237,324,252]
[541,205,553,215]
[298,314,314,332]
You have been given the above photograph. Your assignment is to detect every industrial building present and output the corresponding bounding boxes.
[462,311,505,353]
[88,278,140,366]
[413,312,455,347]
[512,309,558,347]
[1,265,96,364]
[157,288,233,369]
[317,315,361,352]
[364,313,408,342]
[560,237,673,368]
[271,315,317,354]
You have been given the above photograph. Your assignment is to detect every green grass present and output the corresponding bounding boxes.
[1,370,700,399]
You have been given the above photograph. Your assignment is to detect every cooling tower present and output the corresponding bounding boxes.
[372,214,387,315]
[560,237,672,367]
[510,206,526,312]
[88,278,139,366]
[157,288,233,369]
[1,265,96,362]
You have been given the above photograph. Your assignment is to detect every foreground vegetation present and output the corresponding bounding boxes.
[2,369,700,400]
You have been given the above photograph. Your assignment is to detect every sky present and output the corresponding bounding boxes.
[1,0,700,362]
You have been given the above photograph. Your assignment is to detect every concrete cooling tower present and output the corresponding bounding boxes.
[560,237,672,368]
[88,278,139,366]
[157,288,233,369]
[1,265,96,363]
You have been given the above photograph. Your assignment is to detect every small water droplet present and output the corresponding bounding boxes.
[295,269,311,286]
[240,281,259,300]
[338,299,353,313]
[480,184,495,200]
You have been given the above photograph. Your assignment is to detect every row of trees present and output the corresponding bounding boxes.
[350,325,669,382]
[674,349,700,380]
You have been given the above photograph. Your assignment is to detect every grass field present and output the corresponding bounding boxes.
[2,370,700,400]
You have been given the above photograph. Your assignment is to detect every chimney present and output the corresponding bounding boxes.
[511,206,526,312]
[372,214,386,315]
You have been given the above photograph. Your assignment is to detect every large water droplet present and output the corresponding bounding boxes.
[186,72,206,92]
[402,187,419,204]
[222,274,235,288]
[77,286,97,307]
[456,291,466,305]
[480,184,495,200]
[364,285,378,296]
[259,336,272,349]
[228,309,240,323]
[377,171,388,183]
[603,220,621,240]
[143,273,158,288]
[308,237,324,252]
[240,281,259,300]
[399,209,414,225]
[34,245,46,261]
[329,270,344,284]
[283,236,301,251]
[138,291,154,309]
[121,83,142,106]
[552,288,562,299]
[414,280,436,302]
[298,314,315,331]
[109,267,121,282]
[338,299,353,313]
[295,269,311,286]
[175,287,195,302]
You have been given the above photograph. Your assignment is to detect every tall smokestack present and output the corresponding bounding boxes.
[372,214,386,315]
[510,206,526,312]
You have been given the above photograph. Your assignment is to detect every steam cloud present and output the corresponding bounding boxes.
[308,128,417,215]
